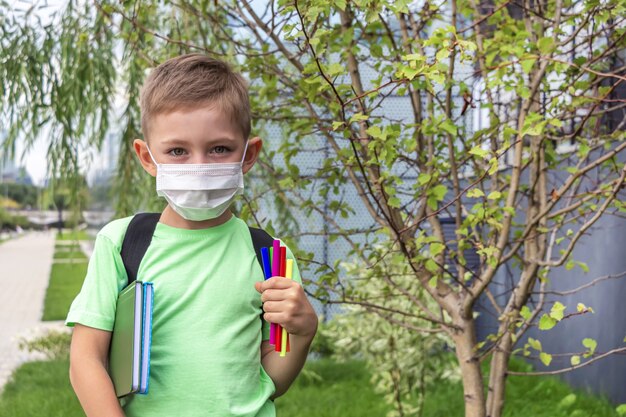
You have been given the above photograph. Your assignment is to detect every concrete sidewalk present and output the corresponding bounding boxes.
[0,231,66,390]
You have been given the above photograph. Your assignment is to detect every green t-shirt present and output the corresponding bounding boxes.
[65,215,302,417]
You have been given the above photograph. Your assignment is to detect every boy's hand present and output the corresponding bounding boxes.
[255,277,318,340]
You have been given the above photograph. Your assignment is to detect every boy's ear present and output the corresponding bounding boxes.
[133,139,157,177]
[242,137,262,175]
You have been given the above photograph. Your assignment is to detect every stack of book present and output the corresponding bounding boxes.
[109,281,154,398]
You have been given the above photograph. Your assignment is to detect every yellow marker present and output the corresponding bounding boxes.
[280,259,294,357]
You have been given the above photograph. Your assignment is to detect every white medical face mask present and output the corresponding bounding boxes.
[146,142,248,221]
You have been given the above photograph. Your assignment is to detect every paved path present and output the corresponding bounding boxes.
[0,231,67,391]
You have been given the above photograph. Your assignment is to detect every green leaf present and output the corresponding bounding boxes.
[539,314,557,330]
[528,337,542,351]
[582,338,597,357]
[401,66,421,80]
[366,125,383,139]
[522,121,546,136]
[430,71,445,84]
[428,276,438,288]
[469,146,489,159]
[539,351,552,366]
[326,62,345,77]
[537,37,555,54]
[402,53,424,62]
[430,184,448,201]
[436,48,451,61]
[350,113,369,122]
[334,0,347,10]
[332,121,344,131]
[388,196,401,208]
[570,355,581,366]
[441,119,458,136]
[617,404,626,416]
[425,259,439,273]
[520,306,531,321]
[430,242,445,257]
[417,173,431,186]
[488,158,499,175]
[521,55,537,74]
[467,188,485,198]
[550,302,566,321]
[548,118,563,128]
[487,191,502,200]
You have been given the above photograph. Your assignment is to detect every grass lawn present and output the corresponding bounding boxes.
[56,229,90,241]
[420,358,620,417]
[42,262,87,321]
[275,359,391,416]
[0,357,621,417]
[53,249,87,260]
[42,233,90,321]
[0,359,82,417]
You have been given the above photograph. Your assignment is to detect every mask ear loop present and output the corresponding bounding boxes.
[146,145,160,167]
[240,140,250,164]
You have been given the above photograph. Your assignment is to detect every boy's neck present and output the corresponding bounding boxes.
[159,205,233,230]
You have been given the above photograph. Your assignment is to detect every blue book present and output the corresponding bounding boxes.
[139,282,154,394]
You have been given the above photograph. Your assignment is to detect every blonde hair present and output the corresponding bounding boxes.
[140,53,251,140]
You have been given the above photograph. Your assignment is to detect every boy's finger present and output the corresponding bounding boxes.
[260,289,290,303]
[261,300,284,312]
[262,312,286,325]
[257,277,296,292]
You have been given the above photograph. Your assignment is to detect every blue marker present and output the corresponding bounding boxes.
[261,247,272,280]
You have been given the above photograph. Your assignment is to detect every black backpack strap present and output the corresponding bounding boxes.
[248,226,275,274]
[121,213,161,286]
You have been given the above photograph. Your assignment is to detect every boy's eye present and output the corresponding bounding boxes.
[212,146,229,154]
[168,148,186,157]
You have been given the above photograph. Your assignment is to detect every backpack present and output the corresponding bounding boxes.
[120,212,274,286]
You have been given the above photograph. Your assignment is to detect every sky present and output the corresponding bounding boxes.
[16,136,49,186]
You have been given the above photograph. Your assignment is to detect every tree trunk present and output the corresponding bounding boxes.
[486,337,512,417]
[452,319,486,417]
[57,206,63,235]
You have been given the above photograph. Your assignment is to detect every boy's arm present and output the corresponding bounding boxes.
[256,277,318,399]
[69,324,126,417]
[260,334,314,399]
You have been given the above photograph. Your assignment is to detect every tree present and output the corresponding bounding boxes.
[40,174,90,232]
[1,183,39,208]
[1,1,625,416]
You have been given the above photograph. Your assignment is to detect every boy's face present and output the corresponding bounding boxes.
[134,105,261,176]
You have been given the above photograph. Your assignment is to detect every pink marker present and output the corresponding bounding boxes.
[270,240,281,345]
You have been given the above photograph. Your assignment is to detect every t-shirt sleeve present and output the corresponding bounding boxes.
[65,233,127,331]
[261,242,303,341]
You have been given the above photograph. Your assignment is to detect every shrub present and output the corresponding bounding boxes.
[18,329,72,361]
[322,243,457,417]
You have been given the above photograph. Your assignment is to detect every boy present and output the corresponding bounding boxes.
[66,53,318,417]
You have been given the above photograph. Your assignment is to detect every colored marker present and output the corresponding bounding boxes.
[280,246,287,277]
[261,247,272,279]
[280,259,294,357]
[271,240,281,346]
